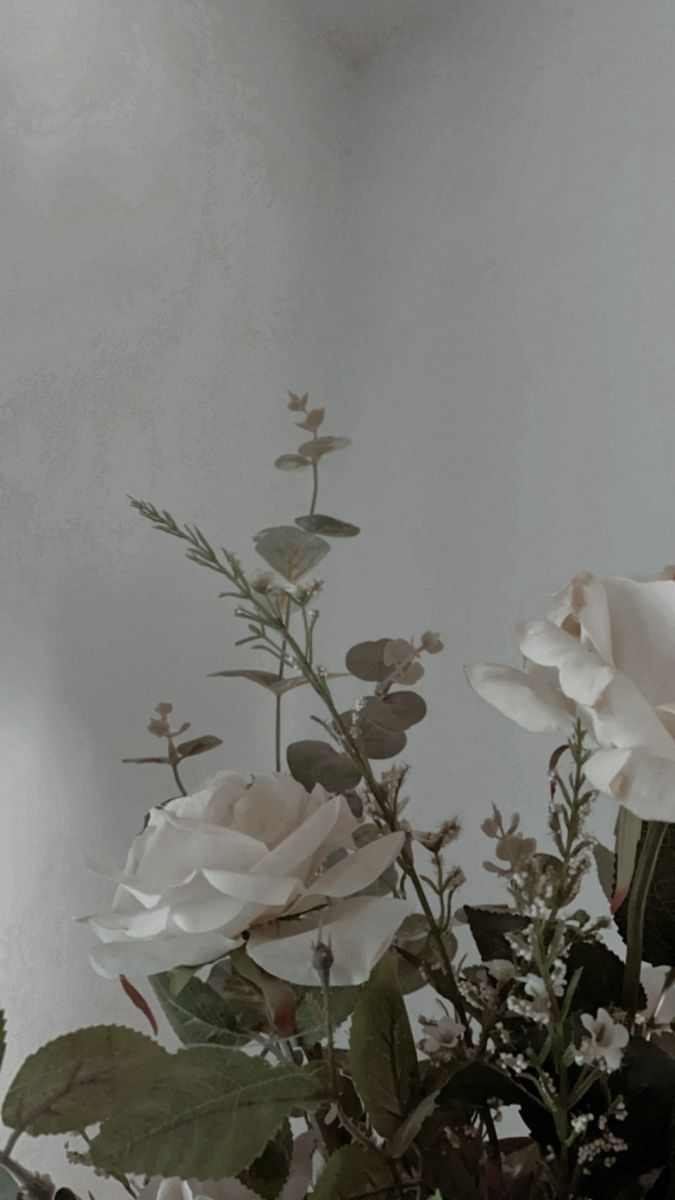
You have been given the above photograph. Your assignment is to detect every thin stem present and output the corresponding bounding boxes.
[623,820,668,1019]
[0,1148,54,1200]
[309,461,319,515]
[274,596,291,772]
[167,740,187,797]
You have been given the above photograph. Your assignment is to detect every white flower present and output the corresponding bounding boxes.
[418,1008,464,1061]
[83,771,409,986]
[465,568,675,823]
[576,1007,629,1072]
[485,959,516,984]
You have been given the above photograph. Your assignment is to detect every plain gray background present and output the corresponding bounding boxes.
[2,0,674,1189]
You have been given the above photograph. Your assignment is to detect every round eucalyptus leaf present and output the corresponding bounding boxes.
[340,711,407,760]
[287,740,362,793]
[363,692,427,732]
[253,525,330,582]
[274,454,312,471]
[295,514,360,538]
[297,436,352,460]
[176,734,223,759]
[345,638,393,682]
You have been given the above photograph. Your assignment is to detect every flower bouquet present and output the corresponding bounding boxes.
[1,397,673,1200]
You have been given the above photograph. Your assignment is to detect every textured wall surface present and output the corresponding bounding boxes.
[3,0,675,1190]
[0,2,352,1188]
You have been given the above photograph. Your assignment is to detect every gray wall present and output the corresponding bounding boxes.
[3,0,675,1189]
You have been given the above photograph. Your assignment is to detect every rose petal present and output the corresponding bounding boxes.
[547,573,613,662]
[585,747,675,821]
[247,895,412,986]
[258,795,358,881]
[464,662,573,732]
[89,931,239,978]
[603,578,675,707]
[516,620,614,707]
[304,831,404,899]
[202,868,303,908]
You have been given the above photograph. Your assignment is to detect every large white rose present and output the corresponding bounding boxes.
[465,567,675,823]
[83,771,410,986]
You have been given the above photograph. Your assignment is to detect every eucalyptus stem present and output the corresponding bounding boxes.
[622,820,668,1019]
[0,1149,54,1200]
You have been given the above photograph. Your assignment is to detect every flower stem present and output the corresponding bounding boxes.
[622,819,668,1019]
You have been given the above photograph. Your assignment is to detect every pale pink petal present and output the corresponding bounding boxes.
[258,795,358,882]
[585,747,675,821]
[515,620,614,707]
[464,662,573,732]
[546,573,613,662]
[247,896,412,986]
[603,578,675,707]
[201,868,302,908]
[86,905,170,941]
[89,930,240,978]
[304,831,404,898]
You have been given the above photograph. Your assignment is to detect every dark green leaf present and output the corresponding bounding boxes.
[287,740,362,793]
[340,710,407,760]
[150,972,244,1047]
[295,987,358,1048]
[362,692,427,732]
[274,454,312,471]
[2,1026,167,1136]
[463,906,529,961]
[311,1145,395,1200]
[345,639,392,682]
[593,843,615,904]
[0,1010,5,1072]
[438,1060,531,1110]
[176,734,222,759]
[295,514,360,538]
[88,1049,330,1179]
[565,940,637,1012]
[349,953,420,1138]
[615,824,675,967]
[253,525,330,582]
[239,1120,293,1199]
[388,1089,440,1157]
[297,436,351,460]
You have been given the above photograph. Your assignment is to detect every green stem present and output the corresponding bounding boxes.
[623,820,668,1018]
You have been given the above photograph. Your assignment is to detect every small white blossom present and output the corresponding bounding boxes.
[418,1008,464,1062]
[576,1008,629,1073]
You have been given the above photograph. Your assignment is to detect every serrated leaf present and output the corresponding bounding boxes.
[2,1026,167,1136]
[150,972,243,1047]
[287,740,362,793]
[463,906,529,961]
[565,941,631,1012]
[295,514,360,538]
[274,454,312,471]
[176,734,223,759]
[88,1049,330,1179]
[297,436,351,460]
[345,639,392,682]
[239,1120,293,1199]
[615,823,675,967]
[295,987,358,1048]
[253,525,330,582]
[311,1145,395,1200]
[349,953,420,1138]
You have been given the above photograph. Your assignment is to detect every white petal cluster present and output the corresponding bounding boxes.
[575,1007,629,1073]
[83,771,409,986]
[466,568,675,822]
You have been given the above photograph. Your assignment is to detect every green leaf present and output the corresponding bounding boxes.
[349,953,420,1138]
[362,692,427,732]
[593,842,615,904]
[340,710,407,760]
[295,514,360,538]
[0,1010,5,1072]
[209,668,348,697]
[253,525,330,582]
[176,734,223,759]
[88,1049,330,1179]
[2,1026,167,1136]
[239,1120,293,1199]
[274,454,312,471]
[565,940,634,1012]
[615,823,675,967]
[287,740,362,793]
[311,1145,395,1200]
[297,436,351,460]
[150,972,244,1047]
[295,986,358,1048]
[387,1089,440,1157]
[0,1165,19,1200]
[345,639,392,682]
[437,1059,531,1109]
[463,905,529,961]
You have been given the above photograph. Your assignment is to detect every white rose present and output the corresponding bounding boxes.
[465,568,675,823]
[83,771,410,986]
